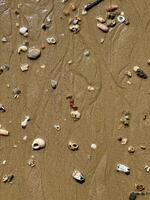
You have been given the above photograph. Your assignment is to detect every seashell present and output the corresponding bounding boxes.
[0,129,9,136]
[69,24,80,33]
[54,124,61,131]
[117,15,126,23]
[144,165,150,172]
[46,37,57,44]
[133,66,140,72]
[21,116,30,128]
[20,63,29,72]
[128,146,135,153]
[116,163,130,175]
[70,110,81,120]
[0,104,5,112]
[18,45,28,54]
[32,138,46,150]
[96,16,106,23]
[106,19,116,27]
[135,184,145,191]
[51,80,58,89]
[19,26,28,35]
[3,174,14,183]
[27,47,41,60]
[1,37,7,42]
[97,22,109,32]
[106,4,119,12]
[68,141,79,150]
[121,138,128,145]
[72,169,85,183]
[88,86,95,91]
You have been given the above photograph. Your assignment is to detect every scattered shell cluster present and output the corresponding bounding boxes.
[96,4,129,33]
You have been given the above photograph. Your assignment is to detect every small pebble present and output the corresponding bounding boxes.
[91,143,97,150]
[96,16,106,23]
[23,135,28,141]
[27,47,41,60]
[40,64,46,69]
[140,145,146,150]
[97,22,109,33]
[27,158,36,167]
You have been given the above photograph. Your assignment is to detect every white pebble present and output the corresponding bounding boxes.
[19,26,28,35]
[91,143,97,150]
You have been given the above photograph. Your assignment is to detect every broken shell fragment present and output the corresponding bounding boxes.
[97,22,109,32]
[46,37,57,44]
[54,124,61,131]
[0,104,6,112]
[88,85,95,91]
[70,110,81,120]
[3,174,14,183]
[13,87,21,98]
[121,138,128,145]
[96,16,106,23]
[0,129,9,136]
[69,24,80,33]
[135,184,145,191]
[20,63,29,72]
[116,163,130,175]
[144,165,150,172]
[72,169,85,183]
[27,158,36,167]
[18,45,28,54]
[19,26,28,36]
[68,141,79,151]
[117,15,126,23]
[133,66,148,79]
[21,116,30,128]
[51,80,58,89]
[32,138,46,150]
[128,146,135,153]
[120,111,130,126]
[106,19,116,27]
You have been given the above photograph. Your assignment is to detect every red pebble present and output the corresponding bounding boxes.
[106,4,119,12]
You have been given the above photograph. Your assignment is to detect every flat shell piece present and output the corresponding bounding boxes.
[72,169,85,183]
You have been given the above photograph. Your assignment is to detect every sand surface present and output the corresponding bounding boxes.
[0,0,150,199]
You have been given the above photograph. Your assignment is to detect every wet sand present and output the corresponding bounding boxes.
[0,0,150,199]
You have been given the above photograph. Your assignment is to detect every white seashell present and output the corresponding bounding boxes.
[72,169,85,183]
[121,138,128,145]
[20,63,29,72]
[70,110,81,120]
[88,86,95,91]
[0,129,9,136]
[133,66,140,72]
[116,163,130,174]
[32,138,46,150]
[117,15,126,23]
[19,26,28,35]
[46,37,57,44]
[21,116,30,128]
[18,45,28,54]
[96,16,105,23]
